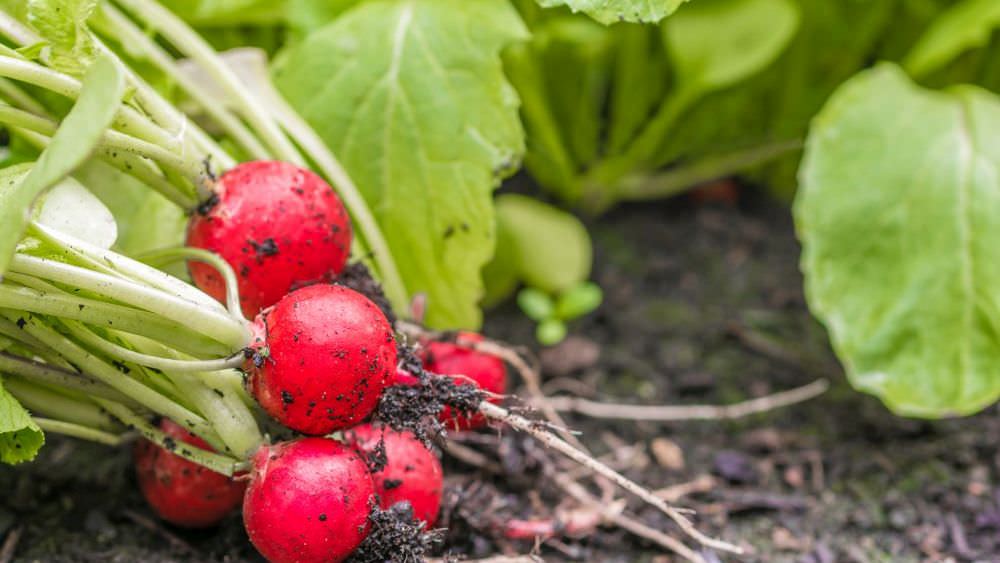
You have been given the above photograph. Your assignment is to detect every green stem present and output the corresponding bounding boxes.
[32,418,124,446]
[2,311,224,450]
[0,276,232,357]
[0,103,204,187]
[613,139,805,203]
[4,377,120,432]
[66,321,246,373]
[93,5,269,163]
[138,247,246,322]
[113,0,304,166]
[0,55,182,153]
[0,77,48,115]
[248,66,410,312]
[584,88,697,192]
[95,332,262,457]
[97,399,240,475]
[0,351,132,403]
[9,254,248,350]
[31,222,230,315]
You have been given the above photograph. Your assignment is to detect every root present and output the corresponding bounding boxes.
[477,401,742,555]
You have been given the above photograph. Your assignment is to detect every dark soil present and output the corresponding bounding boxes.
[5,189,1000,562]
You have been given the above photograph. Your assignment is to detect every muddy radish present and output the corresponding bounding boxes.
[133,419,246,528]
[187,161,352,318]
[243,437,374,563]
[246,284,395,435]
[345,423,444,526]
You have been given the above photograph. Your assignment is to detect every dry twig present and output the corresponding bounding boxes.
[0,526,22,563]
[537,379,829,421]
[478,401,741,555]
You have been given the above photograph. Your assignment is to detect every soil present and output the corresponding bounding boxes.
[4,187,1000,562]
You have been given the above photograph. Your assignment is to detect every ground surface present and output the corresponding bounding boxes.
[3,189,999,562]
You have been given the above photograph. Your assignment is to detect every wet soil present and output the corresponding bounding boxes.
[4,188,999,562]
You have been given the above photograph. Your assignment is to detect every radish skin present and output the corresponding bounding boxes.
[243,438,374,563]
[187,161,352,318]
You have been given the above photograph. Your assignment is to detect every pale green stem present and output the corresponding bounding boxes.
[32,418,124,446]
[30,222,230,315]
[97,398,239,475]
[0,351,132,403]
[5,377,119,431]
[113,0,304,165]
[0,276,232,357]
[1,311,224,450]
[66,321,246,373]
[0,77,48,115]
[138,247,246,322]
[9,254,248,350]
[0,55,182,152]
[94,5,269,163]
[0,103,203,186]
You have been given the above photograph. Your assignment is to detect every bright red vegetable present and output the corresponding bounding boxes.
[399,332,505,430]
[345,423,444,526]
[187,160,352,318]
[246,284,395,435]
[243,438,374,563]
[133,419,246,528]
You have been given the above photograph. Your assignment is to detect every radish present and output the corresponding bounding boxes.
[345,423,444,526]
[243,437,374,563]
[187,161,352,318]
[397,333,506,430]
[133,418,246,528]
[246,284,395,435]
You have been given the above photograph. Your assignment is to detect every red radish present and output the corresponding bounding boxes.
[243,438,374,563]
[345,423,443,526]
[247,284,395,435]
[133,419,246,528]
[187,161,352,318]
[397,332,506,430]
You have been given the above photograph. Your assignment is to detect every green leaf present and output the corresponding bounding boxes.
[663,0,800,95]
[555,281,602,320]
[517,287,555,321]
[536,318,567,346]
[0,55,124,276]
[795,63,1000,417]
[27,0,98,75]
[903,0,1000,79]
[275,0,527,329]
[495,194,592,294]
[535,0,688,25]
[0,376,44,464]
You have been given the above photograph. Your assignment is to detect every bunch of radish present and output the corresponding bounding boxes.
[123,161,498,561]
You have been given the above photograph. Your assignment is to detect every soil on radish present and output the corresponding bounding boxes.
[4,185,1000,561]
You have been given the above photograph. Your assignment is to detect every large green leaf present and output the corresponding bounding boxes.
[796,63,1000,417]
[0,55,124,276]
[0,376,44,464]
[903,0,1000,79]
[535,0,688,24]
[275,0,527,328]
